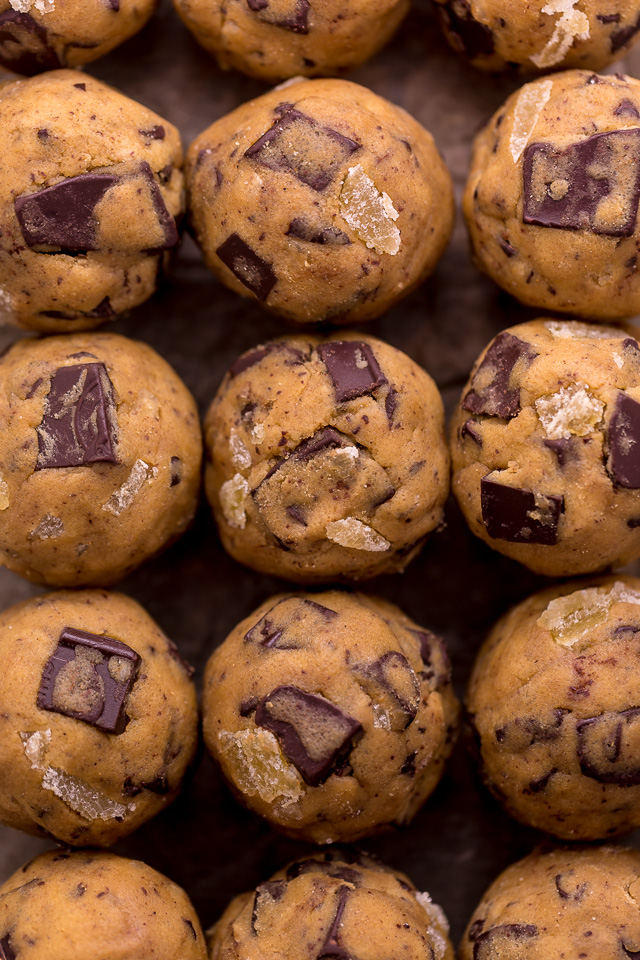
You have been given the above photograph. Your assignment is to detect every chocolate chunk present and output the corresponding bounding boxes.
[0,935,15,960]
[15,173,119,252]
[0,11,61,75]
[468,919,485,942]
[612,13,640,51]
[244,596,337,650]
[615,99,640,118]
[555,874,588,901]
[318,887,351,960]
[460,419,483,446]
[523,130,640,237]
[498,235,517,257]
[255,686,363,786]
[170,456,182,487]
[544,437,576,467]
[623,944,640,959]
[438,0,494,58]
[577,708,640,784]
[246,0,310,34]
[228,342,302,378]
[139,126,165,140]
[481,476,564,545]
[318,341,387,403]
[413,628,452,688]
[614,624,640,636]
[401,752,417,776]
[35,363,117,470]
[463,332,537,419]
[291,426,352,461]
[245,109,360,192]
[354,652,420,731]
[216,234,276,300]
[286,218,350,245]
[473,924,538,960]
[526,768,557,793]
[597,12,621,22]
[286,860,361,885]
[608,393,640,487]
[74,83,86,90]
[183,919,197,941]
[495,711,567,752]
[624,337,640,355]
[139,161,179,251]
[251,880,287,934]
[385,387,398,425]
[629,517,640,528]
[37,626,140,734]
[39,296,117,323]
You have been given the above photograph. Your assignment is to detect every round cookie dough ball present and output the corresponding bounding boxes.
[0,332,202,587]
[203,590,459,844]
[435,0,640,74]
[465,70,640,321]
[0,1,157,75]
[468,575,640,840]
[186,78,454,325]
[0,589,198,846]
[450,319,640,577]
[461,846,640,960]
[0,69,183,333]
[210,849,453,960]
[0,849,206,960]
[173,0,409,83]
[205,334,449,582]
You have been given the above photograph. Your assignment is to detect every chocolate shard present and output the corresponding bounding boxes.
[577,708,640,784]
[285,859,361,885]
[139,126,165,140]
[463,332,537,419]
[39,296,116,323]
[544,437,577,468]
[244,596,337,650]
[245,0,310,34]
[286,218,351,245]
[170,456,182,487]
[228,342,306,379]
[216,234,276,301]
[0,934,15,960]
[0,11,62,75]
[245,109,360,192]
[523,130,640,237]
[412,628,452,688]
[385,387,398,426]
[611,12,640,51]
[317,887,351,960]
[35,362,118,470]
[526,767,557,793]
[291,426,351,461]
[460,419,482,445]
[438,0,494,58]
[623,944,640,960]
[15,173,119,252]
[37,626,140,735]
[251,880,287,934]
[608,393,640,488]
[318,340,387,403]
[615,99,640,118]
[255,686,363,786]
[353,652,420,731]
[139,161,179,251]
[614,624,640,636]
[473,924,538,960]
[481,475,564,545]
[401,751,417,776]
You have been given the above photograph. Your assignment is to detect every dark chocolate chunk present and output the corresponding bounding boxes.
[0,934,15,960]
[523,130,640,237]
[473,924,538,960]
[286,218,350,245]
[0,11,61,75]
[255,686,363,787]
[15,173,119,252]
[498,235,517,257]
[615,99,640,118]
[40,296,117,323]
[292,426,352,461]
[463,332,537,419]
[612,12,640,51]
[494,710,568,752]
[37,626,140,734]
[245,109,360,192]
[251,880,287,934]
[318,340,387,403]
[544,437,576,467]
[481,475,564,545]
[623,944,640,959]
[629,517,640,528]
[245,0,310,34]
[460,419,483,445]
[139,161,179,250]
[244,596,337,650]
[401,751,417,776]
[183,919,197,941]
[577,708,640,784]
[170,456,183,487]
[468,919,485,942]
[385,386,398,425]
[526,767,557,793]
[608,393,640,487]
[286,859,361,885]
[139,126,165,140]
[597,12,620,22]
[353,652,420,731]
[74,82,86,90]
[35,362,117,470]
[625,337,640,355]
[216,234,276,300]
[555,873,588,901]
[614,624,640,636]
[438,0,494,58]
[412,628,452,688]
[228,342,304,378]
[318,887,351,960]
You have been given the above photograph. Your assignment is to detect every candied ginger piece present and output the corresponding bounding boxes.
[538,581,640,645]
[218,728,303,804]
[0,475,9,511]
[102,459,156,516]
[11,0,55,10]
[20,729,52,769]
[230,429,252,470]
[510,80,553,163]
[372,703,391,729]
[544,320,624,339]
[29,514,64,540]
[340,165,401,256]
[535,381,604,439]
[220,473,249,529]
[325,517,390,552]
[530,0,590,68]
[415,892,449,960]
[41,767,134,821]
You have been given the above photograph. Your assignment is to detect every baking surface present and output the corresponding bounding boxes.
[1,0,640,944]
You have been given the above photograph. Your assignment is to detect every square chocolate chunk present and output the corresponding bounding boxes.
[463,332,537,419]
[15,172,119,251]
[37,627,140,734]
[216,234,277,301]
[318,340,387,403]
[608,392,640,487]
[481,475,564,545]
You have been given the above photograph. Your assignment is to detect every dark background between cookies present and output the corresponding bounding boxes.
[2,0,640,944]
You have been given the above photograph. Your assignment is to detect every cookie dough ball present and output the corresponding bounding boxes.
[210,849,453,960]
[465,70,640,320]
[173,0,409,83]
[186,78,454,325]
[0,332,201,587]
[0,849,206,960]
[461,846,640,960]
[203,590,459,844]
[0,1,157,75]
[450,319,640,577]
[0,589,198,846]
[435,0,640,73]
[205,334,449,582]
[0,70,183,333]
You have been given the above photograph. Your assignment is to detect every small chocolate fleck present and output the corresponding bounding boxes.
[481,475,563,545]
[463,332,537,419]
[318,340,387,403]
[139,126,165,140]
[216,234,276,300]
[385,386,398,425]
[74,83,86,90]
[286,218,350,245]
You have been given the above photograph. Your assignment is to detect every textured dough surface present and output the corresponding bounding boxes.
[203,590,459,844]
[186,78,453,325]
[464,70,640,320]
[0,849,207,960]
[450,318,640,576]
[0,69,183,332]
[0,331,202,586]
[205,333,449,582]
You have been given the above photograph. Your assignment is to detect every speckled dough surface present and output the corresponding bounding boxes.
[0,0,158,74]
[460,846,640,960]
[208,849,453,960]
[0,332,202,586]
[468,575,640,840]
[203,590,459,844]
[0,849,206,960]
[172,0,409,83]
[435,0,640,73]
[205,333,449,582]
[450,319,640,576]
[0,70,183,332]
[465,70,640,320]
[0,589,198,846]
[186,78,454,325]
